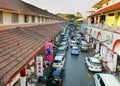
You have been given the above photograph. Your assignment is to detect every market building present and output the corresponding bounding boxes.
[86,0,120,73]
[0,0,66,86]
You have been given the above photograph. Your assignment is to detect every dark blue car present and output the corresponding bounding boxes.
[46,68,65,86]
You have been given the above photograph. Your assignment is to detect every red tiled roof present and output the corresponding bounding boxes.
[0,22,66,85]
[92,2,120,16]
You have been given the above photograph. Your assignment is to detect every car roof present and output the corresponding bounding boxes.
[61,42,67,44]
[94,53,100,58]
[98,73,120,86]
[72,46,78,49]
[53,70,61,76]
[58,46,65,49]
[81,41,88,44]
[71,40,76,43]
[54,55,63,60]
[89,57,100,63]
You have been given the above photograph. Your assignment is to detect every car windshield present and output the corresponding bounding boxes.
[71,41,76,44]
[53,70,61,79]
[72,47,78,50]
[72,48,78,51]
[58,50,64,54]
[82,44,88,47]
[54,75,59,79]
[91,62,101,66]
[53,60,61,63]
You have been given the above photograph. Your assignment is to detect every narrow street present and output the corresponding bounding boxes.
[63,46,94,86]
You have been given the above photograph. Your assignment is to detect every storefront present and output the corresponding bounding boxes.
[100,46,118,72]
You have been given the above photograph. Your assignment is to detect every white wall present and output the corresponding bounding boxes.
[3,12,11,25]
[87,26,120,56]
[19,14,24,24]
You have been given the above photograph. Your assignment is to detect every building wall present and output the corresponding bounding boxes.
[3,11,11,25]
[0,11,63,26]
[117,14,120,26]
[19,14,24,24]
[87,26,120,55]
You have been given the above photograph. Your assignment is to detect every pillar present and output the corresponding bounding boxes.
[97,15,100,27]
[114,12,118,31]
[94,16,96,25]
[20,68,26,86]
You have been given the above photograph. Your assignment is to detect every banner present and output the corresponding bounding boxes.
[44,42,54,61]
[36,56,43,76]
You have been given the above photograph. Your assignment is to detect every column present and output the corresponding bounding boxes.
[97,15,100,28]
[94,16,96,25]
[114,12,118,31]
[105,14,108,29]
[20,68,26,86]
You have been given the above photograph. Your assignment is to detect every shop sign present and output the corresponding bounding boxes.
[44,42,54,61]
[36,56,43,76]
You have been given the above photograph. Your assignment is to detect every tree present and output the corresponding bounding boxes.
[65,14,75,19]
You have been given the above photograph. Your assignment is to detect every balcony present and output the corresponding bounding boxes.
[89,24,120,33]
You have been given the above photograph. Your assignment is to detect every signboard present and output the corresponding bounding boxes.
[44,42,54,61]
[36,56,43,76]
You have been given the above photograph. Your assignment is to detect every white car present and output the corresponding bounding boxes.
[71,46,79,55]
[70,40,77,47]
[56,46,66,56]
[81,41,89,51]
[52,55,65,68]
[94,73,120,86]
[85,57,102,72]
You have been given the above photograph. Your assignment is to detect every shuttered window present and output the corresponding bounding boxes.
[32,16,35,23]
[24,15,29,23]
[0,11,3,24]
[11,13,18,23]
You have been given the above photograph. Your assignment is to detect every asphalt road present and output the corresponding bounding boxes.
[63,46,95,86]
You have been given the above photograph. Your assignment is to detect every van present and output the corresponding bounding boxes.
[94,73,120,86]
[52,55,65,68]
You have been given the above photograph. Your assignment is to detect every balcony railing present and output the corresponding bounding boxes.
[89,24,120,33]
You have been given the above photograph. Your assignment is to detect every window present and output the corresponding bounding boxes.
[0,11,3,24]
[99,78,105,86]
[24,15,29,23]
[32,16,35,23]
[41,17,44,23]
[11,13,18,23]
[38,16,40,22]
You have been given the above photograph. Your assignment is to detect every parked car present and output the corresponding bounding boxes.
[70,40,77,47]
[53,46,58,57]
[71,46,79,55]
[56,46,66,56]
[80,41,89,52]
[46,68,65,86]
[52,55,65,68]
[94,73,120,86]
[60,41,68,50]
[85,57,102,72]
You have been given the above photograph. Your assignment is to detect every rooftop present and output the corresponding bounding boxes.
[0,22,66,85]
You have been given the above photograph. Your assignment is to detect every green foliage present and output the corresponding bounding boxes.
[65,14,75,19]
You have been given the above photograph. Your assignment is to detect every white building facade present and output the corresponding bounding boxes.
[87,0,120,72]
